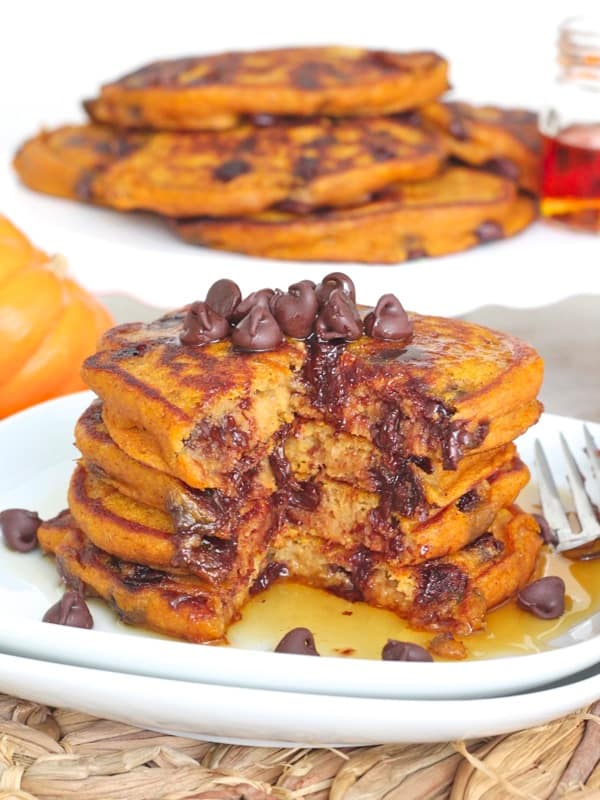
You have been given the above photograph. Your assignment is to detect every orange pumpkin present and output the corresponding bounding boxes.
[0,215,114,418]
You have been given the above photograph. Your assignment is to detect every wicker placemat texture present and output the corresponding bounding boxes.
[0,694,598,799]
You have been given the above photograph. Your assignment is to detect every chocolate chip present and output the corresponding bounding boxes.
[0,509,41,552]
[533,513,559,546]
[294,156,320,181]
[232,305,283,352]
[406,247,427,261]
[382,639,433,662]
[231,288,276,323]
[363,293,413,341]
[449,117,469,141]
[485,157,521,182]
[275,627,320,655]
[205,278,241,320]
[370,143,397,162]
[43,591,93,629]
[315,288,363,341]
[213,159,251,182]
[251,113,276,127]
[475,220,504,243]
[517,576,565,619]
[272,280,319,338]
[315,272,356,305]
[180,301,230,346]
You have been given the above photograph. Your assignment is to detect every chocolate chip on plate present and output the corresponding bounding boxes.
[532,513,559,547]
[0,509,41,552]
[205,278,241,320]
[43,591,94,629]
[517,576,566,619]
[275,627,320,656]
[381,639,433,662]
[363,293,413,341]
[180,301,230,345]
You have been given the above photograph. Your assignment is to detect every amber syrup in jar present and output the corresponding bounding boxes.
[540,17,600,231]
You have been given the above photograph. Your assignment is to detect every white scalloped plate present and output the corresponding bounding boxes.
[1,391,600,703]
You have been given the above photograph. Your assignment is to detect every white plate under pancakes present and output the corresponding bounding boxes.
[1,391,600,702]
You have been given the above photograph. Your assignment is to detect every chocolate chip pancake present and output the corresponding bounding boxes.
[38,512,252,642]
[68,464,273,583]
[271,506,542,635]
[14,119,446,217]
[83,47,449,130]
[174,168,536,263]
[417,102,541,194]
[82,288,542,497]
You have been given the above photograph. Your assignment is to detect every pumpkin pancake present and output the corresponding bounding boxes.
[417,102,541,194]
[38,512,252,643]
[271,506,542,636]
[77,400,527,545]
[84,47,449,130]
[82,300,543,494]
[173,168,536,263]
[68,464,273,583]
[14,119,445,216]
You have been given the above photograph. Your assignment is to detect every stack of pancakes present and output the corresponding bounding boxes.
[14,46,539,263]
[38,276,544,651]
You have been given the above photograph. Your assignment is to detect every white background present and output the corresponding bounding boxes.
[0,0,599,310]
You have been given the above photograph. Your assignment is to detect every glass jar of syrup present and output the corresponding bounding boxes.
[540,16,600,231]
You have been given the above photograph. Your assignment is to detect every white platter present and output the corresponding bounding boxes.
[3,164,600,316]
[0,648,598,746]
[1,392,600,702]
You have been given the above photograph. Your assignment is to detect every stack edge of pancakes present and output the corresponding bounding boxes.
[14,46,539,263]
[39,273,545,655]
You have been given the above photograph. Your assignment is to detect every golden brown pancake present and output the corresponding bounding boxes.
[38,512,251,643]
[68,464,273,584]
[82,302,543,495]
[173,169,536,263]
[14,119,446,217]
[84,47,449,129]
[271,506,542,635]
[417,102,541,194]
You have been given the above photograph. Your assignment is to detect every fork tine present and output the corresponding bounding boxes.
[583,425,600,484]
[559,433,600,537]
[535,439,572,536]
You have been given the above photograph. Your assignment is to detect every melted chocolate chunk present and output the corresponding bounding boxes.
[442,420,489,470]
[304,335,346,413]
[382,639,433,662]
[232,305,283,352]
[205,278,241,320]
[475,220,504,243]
[533,513,559,546]
[406,247,427,261]
[180,301,230,345]
[485,157,521,182]
[275,627,320,655]
[315,288,362,341]
[517,576,565,619]
[231,288,276,322]
[294,156,320,181]
[0,509,41,552]
[456,489,480,513]
[172,533,237,582]
[363,294,413,341]
[416,562,467,607]
[43,591,93,629]
[213,159,251,182]
[315,272,356,304]
[250,562,289,595]
[251,113,276,127]
[120,563,166,588]
[272,280,319,338]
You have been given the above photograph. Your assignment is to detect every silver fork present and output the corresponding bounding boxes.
[535,426,600,553]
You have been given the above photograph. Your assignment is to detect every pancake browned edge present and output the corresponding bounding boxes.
[83,47,449,129]
[13,119,446,217]
[416,102,541,194]
[270,505,542,636]
[37,512,252,643]
[173,168,536,263]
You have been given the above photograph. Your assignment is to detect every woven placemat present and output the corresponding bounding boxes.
[0,694,598,799]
